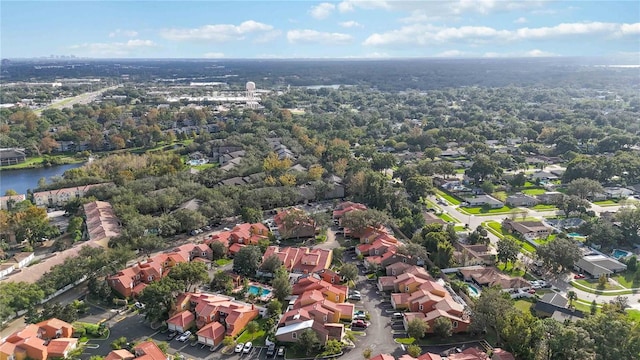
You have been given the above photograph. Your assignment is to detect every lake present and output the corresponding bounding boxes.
[0,163,85,195]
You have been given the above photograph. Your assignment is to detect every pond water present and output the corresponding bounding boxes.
[0,163,84,195]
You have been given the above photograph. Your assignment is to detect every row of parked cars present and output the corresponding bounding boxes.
[167,330,191,342]
[233,342,285,356]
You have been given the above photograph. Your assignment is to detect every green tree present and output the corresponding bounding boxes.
[232,245,262,277]
[246,321,260,340]
[362,346,372,360]
[210,271,234,295]
[496,237,520,269]
[466,155,500,183]
[297,328,320,355]
[371,152,397,171]
[554,195,591,218]
[471,287,513,344]
[222,336,234,347]
[509,172,527,188]
[566,178,604,200]
[322,339,343,356]
[272,270,292,302]
[168,261,209,292]
[111,336,128,350]
[340,263,358,283]
[138,277,182,323]
[567,291,577,308]
[407,344,422,358]
[261,254,283,275]
[499,310,542,360]
[537,237,582,274]
[615,205,640,243]
[407,318,429,339]
[340,209,390,235]
[209,241,227,260]
[432,317,453,338]
[396,243,429,264]
[266,299,283,316]
[241,207,263,223]
[405,175,434,202]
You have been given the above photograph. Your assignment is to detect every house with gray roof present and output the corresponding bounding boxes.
[463,195,504,209]
[574,254,627,278]
[533,293,584,321]
[0,148,26,166]
[505,193,539,207]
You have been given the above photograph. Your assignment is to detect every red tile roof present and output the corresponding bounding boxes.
[263,246,332,274]
[196,322,225,341]
[133,341,167,360]
[166,311,195,328]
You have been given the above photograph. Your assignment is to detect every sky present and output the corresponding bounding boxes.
[1,0,639,59]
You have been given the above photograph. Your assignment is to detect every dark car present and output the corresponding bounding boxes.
[167,330,177,340]
[266,343,276,356]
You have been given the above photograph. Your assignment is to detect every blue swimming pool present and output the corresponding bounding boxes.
[567,232,582,237]
[248,285,271,296]
[612,249,631,260]
[466,284,481,297]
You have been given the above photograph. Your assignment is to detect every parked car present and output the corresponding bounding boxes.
[167,330,177,340]
[574,274,586,279]
[354,310,366,316]
[134,301,145,309]
[277,347,285,357]
[243,342,253,354]
[176,331,191,342]
[351,320,368,329]
[354,314,367,320]
[349,294,362,301]
[392,312,403,319]
[235,343,244,353]
[266,343,276,356]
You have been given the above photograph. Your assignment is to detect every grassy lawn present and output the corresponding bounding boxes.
[435,189,461,205]
[214,259,231,267]
[454,225,467,232]
[191,163,217,170]
[460,206,514,215]
[575,279,625,291]
[235,319,268,345]
[592,200,618,206]
[438,213,459,223]
[627,309,640,322]
[570,281,634,295]
[522,188,546,195]
[498,263,525,277]
[532,204,558,210]
[486,221,502,233]
[1,155,82,170]
[491,191,507,202]
[574,300,596,314]
[514,299,534,313]
[523,181,537,188]
[484,221,537,253]
[611,272,640,289]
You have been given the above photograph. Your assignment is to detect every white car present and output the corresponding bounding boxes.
[176,331,191,342]
[235,343,244,353]
[242,342,253,354]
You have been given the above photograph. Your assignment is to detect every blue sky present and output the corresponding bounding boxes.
[1,1,639,58]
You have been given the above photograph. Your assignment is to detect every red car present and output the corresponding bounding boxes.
[574,274,585,279]
[351,320,368,329]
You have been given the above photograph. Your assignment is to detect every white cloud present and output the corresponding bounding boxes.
[338,0,390,13]
[70,39,156,56]
[108,29,139,38]
[339,20,363,28]
[310,2,335,19]
[161,20,274,41]
[203,52,225,58]
[435,50,467,57]
[483,49,557,57]
[287,29,353,45]
[514,17,527,24]
[364,22,640,47]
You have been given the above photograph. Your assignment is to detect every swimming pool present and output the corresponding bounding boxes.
[612,249,632,260]
[466,284,481,297]
[567,232,582,237]
[248,285,272,296]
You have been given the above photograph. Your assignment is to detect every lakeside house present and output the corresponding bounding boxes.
[0,194,26,210]
[33,183,113,208]
[0,148,26,166]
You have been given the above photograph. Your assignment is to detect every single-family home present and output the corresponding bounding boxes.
[463,195,504,209]
[574,254,627,278]
[505,193,539,207]
[423,212,447,226]
[532,293,584,322]
[502,219,551,240]
[602,187,634,200]
[458,267,531,292]
[536,191,563,204]
[453,243,495,266]
[530,171,558,181]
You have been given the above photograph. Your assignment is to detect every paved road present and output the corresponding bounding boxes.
[36,85,120,113]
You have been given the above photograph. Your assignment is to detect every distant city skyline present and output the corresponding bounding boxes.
[1,1,639,59]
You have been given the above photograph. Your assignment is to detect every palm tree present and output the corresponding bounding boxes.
[567,291,577,309]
